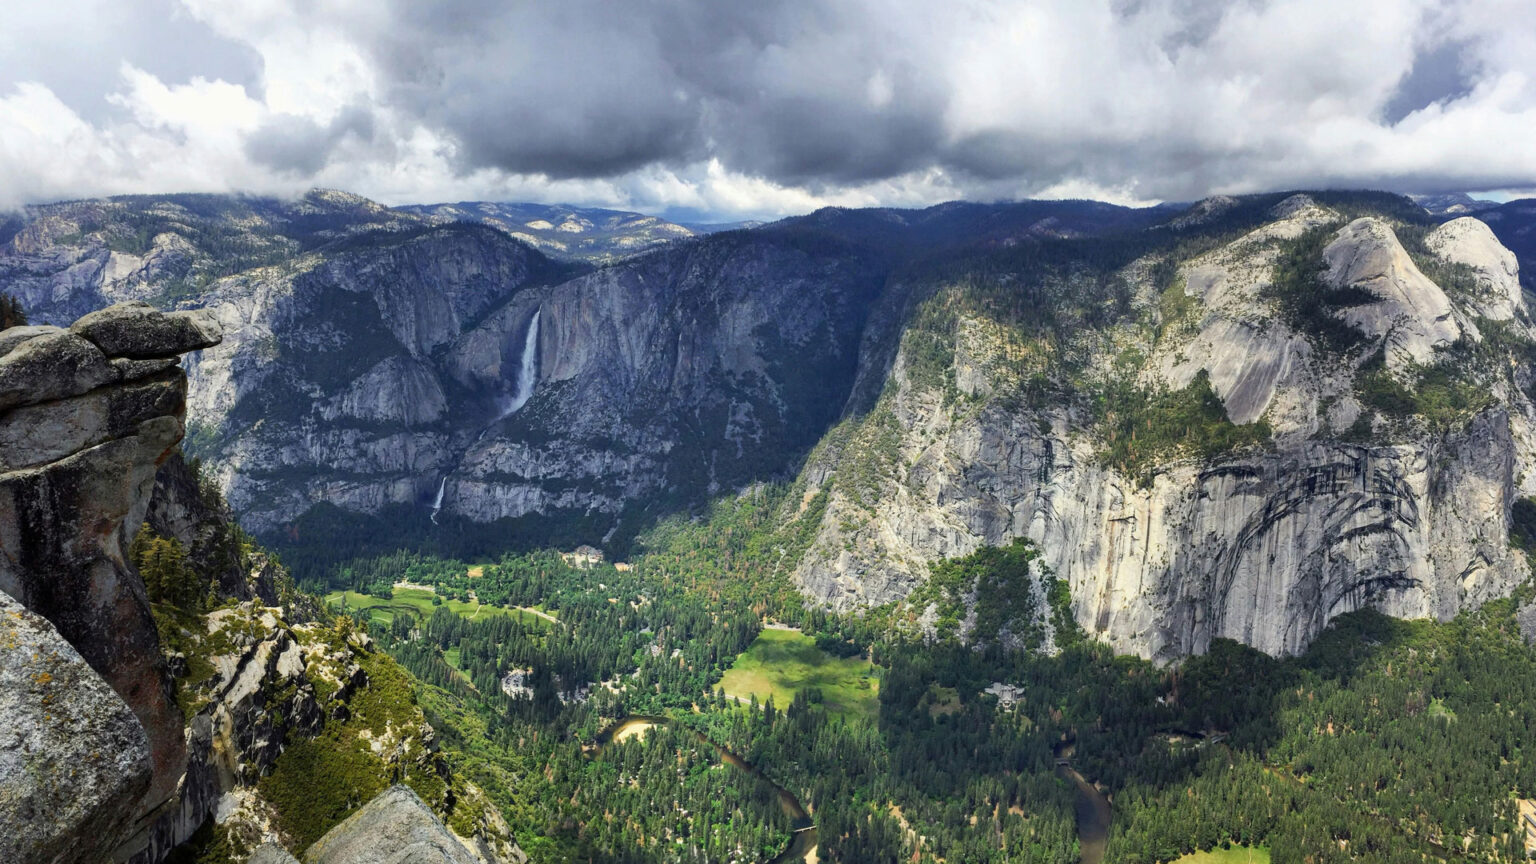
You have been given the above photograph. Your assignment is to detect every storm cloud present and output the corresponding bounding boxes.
[0,0,1533,217]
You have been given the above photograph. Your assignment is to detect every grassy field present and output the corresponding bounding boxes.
[719,627,881,721]
[326,587,549,630]
[1170,848,1270,864]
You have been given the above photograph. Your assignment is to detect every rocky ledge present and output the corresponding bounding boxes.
[301,785,495,864]
[0,302,219,860]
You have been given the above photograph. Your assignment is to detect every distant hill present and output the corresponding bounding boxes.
[397,201,718,263]
[1410,192,1500,216]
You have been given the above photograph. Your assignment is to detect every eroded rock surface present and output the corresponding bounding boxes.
[1427,216,1524,320]
[0,587,152,864]
[794,205,1533,660]
[1324,217,1462,370]
[0,301,220,847]
[303,786,479,864]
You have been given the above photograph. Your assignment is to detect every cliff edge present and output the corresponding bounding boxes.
[0,301,219,859]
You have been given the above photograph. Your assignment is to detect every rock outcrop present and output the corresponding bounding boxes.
[1426,216,1525,320]
[793,199,1534,660]
[0,591,152,864]
[0,301,219,858]
[225,786,520,864]
[1323,217,1462,371]
[304,786,481,864]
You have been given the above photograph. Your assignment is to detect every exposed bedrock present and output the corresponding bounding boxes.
[303,786,482,864]
[797,395,1525,661]
[0,301,220,854]
[795,203,1532,660]
[0,590,152,864]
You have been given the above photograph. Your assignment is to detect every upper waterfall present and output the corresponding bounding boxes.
[501,309,541,418]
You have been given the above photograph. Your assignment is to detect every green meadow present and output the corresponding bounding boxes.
[325,587,549,630]
[719,627,881,721]
[1171,848,1270,864]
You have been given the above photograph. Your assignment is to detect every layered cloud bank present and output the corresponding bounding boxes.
[2,0,1534,218]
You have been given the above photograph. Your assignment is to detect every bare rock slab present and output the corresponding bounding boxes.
[303,786,479,864]
[71,301,222,359]
[0,589,152,864]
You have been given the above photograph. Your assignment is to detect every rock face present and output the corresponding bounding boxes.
[0,302,219,832]
[7,190,1535,665]
[436,231,885,529]
[123,604,345,864]
[144,450,265,603]
[1426,216,1525,320]
[793,197,1535,660]
[303,786,480,864]
[178,222,572,530]
[1323,217,1462,371]
[0,590,152,864]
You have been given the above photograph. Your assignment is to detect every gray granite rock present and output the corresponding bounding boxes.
[251,843,302,864]
[303,786,478,864]
[0,589,152,864]
[71,301,221,359]
[0,324,65,357]
[0,330,116,410]
[0,372,183,471]
[0,301,221,843]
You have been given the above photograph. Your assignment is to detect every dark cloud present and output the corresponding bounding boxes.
[362,0,949,183]
[1381,38,1477,124]
[245,105,376,175]
[3,0,1535,216]
[372,1,704,178]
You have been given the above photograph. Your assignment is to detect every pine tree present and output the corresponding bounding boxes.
[0,293,25,330]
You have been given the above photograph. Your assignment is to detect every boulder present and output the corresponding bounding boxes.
[71,301,222,359]
[0,590,152,864]
[303,786,479,864]
[112,356,182,382]
[0,330,116,411]
[0,324,65,357]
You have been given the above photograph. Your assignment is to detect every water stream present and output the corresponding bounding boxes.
[430,308,542,523]
[429,476,448,524]
[1053,740,1111,864]
[597,716,817,863]
[499,309,541,419]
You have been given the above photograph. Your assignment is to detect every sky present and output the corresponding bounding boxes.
[1,0,1534,221]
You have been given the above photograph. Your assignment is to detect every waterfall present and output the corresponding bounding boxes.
[435,309,542,524]
[430,477,447,524]
[501,309,541,418]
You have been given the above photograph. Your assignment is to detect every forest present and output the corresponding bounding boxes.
[292,479,1536,864]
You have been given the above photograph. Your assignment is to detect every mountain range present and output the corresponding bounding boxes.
[5,188,1536,661]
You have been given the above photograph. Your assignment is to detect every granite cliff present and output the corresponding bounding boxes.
[790,196,1536,659]
[5,191,1536,663]
[0,302,520,863]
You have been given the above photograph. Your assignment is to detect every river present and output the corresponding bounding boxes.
[597,716,818,863]
[597,717,1109,864]
[1054,741,1111,864]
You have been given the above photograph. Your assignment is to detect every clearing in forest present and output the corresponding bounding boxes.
[325,587,550,630]
[1170,848,1270,864]
[719,627,881,721]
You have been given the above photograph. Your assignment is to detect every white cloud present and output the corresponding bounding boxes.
[0,0,1531,218]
